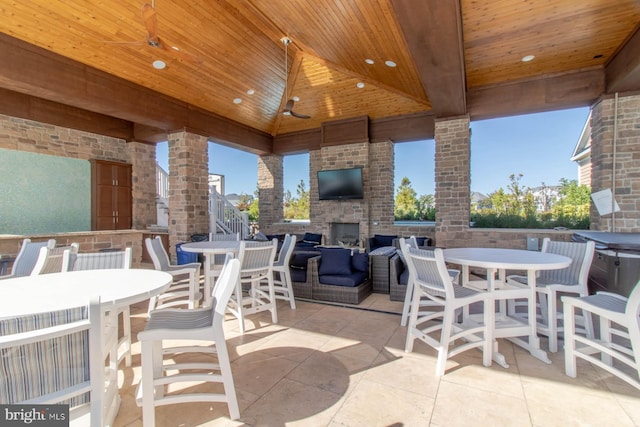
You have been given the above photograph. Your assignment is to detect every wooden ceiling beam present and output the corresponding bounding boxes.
[0,33,273,153]
[273,112,437,155]
[467,68,604,121]
[391,0,466,117]
[370,111,436,143]
[606,25,640,94]
[0,88,135,140]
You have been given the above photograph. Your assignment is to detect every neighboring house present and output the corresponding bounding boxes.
[224,193,254,208]
[470,191,487,206]
[208,173,225,195]
[531,185,560,212]
[571,114,592,186]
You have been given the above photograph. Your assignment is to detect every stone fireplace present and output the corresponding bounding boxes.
[330,223,360,246]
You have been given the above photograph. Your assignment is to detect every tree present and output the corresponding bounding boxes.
[417,194,436,220]
[471,174,589,229]
[551,178,590,228]
[283,179,310,219]
[394,177,419,219]
[235,193,253,211]
[295,179,310,218]
[247,197,259,221]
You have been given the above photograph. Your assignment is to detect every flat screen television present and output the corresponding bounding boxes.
[317,167,364,200]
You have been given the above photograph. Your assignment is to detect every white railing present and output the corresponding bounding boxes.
[209,187,250,239]
[156,164,169,199]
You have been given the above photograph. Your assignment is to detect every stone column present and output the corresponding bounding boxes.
[258,154,284,230]
[368,140,395,235]
[590,93,640,232]
[127,141,157,229]
[167,130,209,258]
[434,115,471,247]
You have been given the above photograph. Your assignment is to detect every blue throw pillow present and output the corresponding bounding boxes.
[302,232,323,245]
[374,234,396,247]
[318,247,352,275]
[351,252,369,272]
[415,237,432,247]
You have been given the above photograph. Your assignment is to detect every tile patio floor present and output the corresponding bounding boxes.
[113,293,640,427]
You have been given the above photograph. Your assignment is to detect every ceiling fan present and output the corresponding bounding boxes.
[281,37,310,119]
[103,2,201,64]
[141,3,202,64]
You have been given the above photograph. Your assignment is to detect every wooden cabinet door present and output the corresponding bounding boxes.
[91,160,132,230]
[115,183,132,229]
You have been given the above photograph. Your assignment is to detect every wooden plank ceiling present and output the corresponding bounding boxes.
[0,0,639,153]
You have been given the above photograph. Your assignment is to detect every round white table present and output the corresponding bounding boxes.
[181,241,241,305]
[444,248,571,367]
[0,269,173,319]
[0,268,172,425]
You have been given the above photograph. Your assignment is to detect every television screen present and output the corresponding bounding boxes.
[317,167,364,200]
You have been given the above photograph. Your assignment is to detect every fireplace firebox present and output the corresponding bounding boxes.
[330,223,360,246]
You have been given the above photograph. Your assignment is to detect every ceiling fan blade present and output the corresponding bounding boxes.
[284,99,295,111]
[142,3,160,46]
[290,110,311,119]
[282,99,310,119]
[158,40,203,64]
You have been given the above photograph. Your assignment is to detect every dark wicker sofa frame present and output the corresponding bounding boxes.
[308,256,372,304]
[389,254,407,302]
[290,254,318,299]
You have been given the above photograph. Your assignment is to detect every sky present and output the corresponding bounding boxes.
[156,106,591,197]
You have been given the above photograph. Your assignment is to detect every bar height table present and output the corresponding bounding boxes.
[444,247,571,368]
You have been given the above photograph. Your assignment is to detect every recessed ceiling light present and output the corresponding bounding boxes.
[233,98,242,104]
[152,60,166,70]
[171,46,180,51]
[356,82,365,89]
[292,96,300,102]
[385,60,396,67]
[365,59,374,65]
[247,89,255,95]
[521,55,535,62]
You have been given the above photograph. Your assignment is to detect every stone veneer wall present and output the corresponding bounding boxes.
[309,142,370,243]
[167,131,209,255]
[368,140,395,235]
[434,115,471,247]
[0,113,157,230]
[0,230,149,267]
[129,141,158,229]
[258,154,284,229]
[590,93,640,232]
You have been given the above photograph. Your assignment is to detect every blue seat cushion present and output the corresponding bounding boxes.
[266,234,285,243]
[414,237,432,247]
[290,251,320,268]
[375,234,396,246]
[318,247,352,276]
[302,232,323,245]
[351,252,369,272]
[295,241,319,249]
[399,269,409,286]
[373,234,397,248]
[319,271,368,287]
[290,268,307,283]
